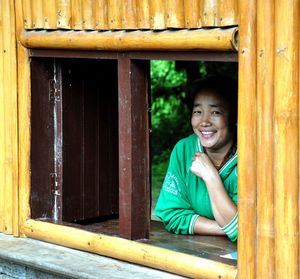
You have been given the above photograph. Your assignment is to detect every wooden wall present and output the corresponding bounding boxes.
[238,0,300,278]
[0,0,19,235]
[21,0,238,30]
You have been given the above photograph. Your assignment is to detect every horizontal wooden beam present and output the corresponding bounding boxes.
[20,28,238,51]
[24,219,237,279]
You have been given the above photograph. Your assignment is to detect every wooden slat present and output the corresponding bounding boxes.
[165,0,185,28]
[0,0,5,234]
[22,0,32,29]
[93,0,108,30]
[31,0,44,29]
[184,0,201,28]
[149,0,165,30]
[107,0,122,29]
[202,0,217,27]
[56,0,71,29]
[274,0,299,278]
[71,0,82,30]
[237,0,257,278]
[122,0,137,29]
[42,0,57,29]
[218,0,238,26]
[136,0,150,29]
[1,0,19,235]
[256,0,275,278]
[118,56,150,240]
[82,0,94,30]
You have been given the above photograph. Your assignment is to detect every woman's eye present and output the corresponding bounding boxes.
[212,111,221,115]
[193,110,201,114]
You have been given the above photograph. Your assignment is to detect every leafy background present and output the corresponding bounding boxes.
[150,60,238,216]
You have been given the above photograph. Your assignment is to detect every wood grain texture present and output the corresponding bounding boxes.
[256,0,275,278]
[56,0,71,29]
[165,0,184,28]
[274,0,299,278]
[202,0,217,27]
[24,219,237,278]
[93,0,108,30]
[184,0,201,28]
[107,0,122,29]
[22,0,32,28]
[71,0,82,29]
[82,0,94,30]
[136,0,150,29]
[122,0,137,29]
[43,0,57,29]
[218,0,238,26]
[0,0,19,235]
[19,28,238,51]
[237,0,257,278]
[149,0,165,29]
[31,0,43,28]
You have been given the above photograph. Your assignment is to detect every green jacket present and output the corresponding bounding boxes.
[154,133,238,242]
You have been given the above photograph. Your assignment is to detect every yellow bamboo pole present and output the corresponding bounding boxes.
[165,0,185,28]
[149,0,165,30]
[136,0,150,29]
[217,0,238,26]
[201,0,217,27]
[107,0,122,29]
[184,0,201,29]
[237,0,257,278]
[71,0,82,29]
[31,0,44,29]
[15,0,31,237]
[56,0,71,29]
[20,28,238,51]
[42,0,57,29]
[274,0,299,278]
[93,0,108,30]
[256,0,275,278]
[0,0,5,234]
[82,0,94,30]
[122,0,137,29]
[1,0,19,235]
[24,219,237,279]
[22,0,32,29]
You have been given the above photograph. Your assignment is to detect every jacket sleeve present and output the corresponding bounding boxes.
[154,143,198,235]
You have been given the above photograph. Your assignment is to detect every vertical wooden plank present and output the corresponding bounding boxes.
[42,0,57,29]
[71,0,82,30]
[31,0,44,29]
[118,56,150,240]
[136,0,150,29]
[184,0,201,29]
[201,0,217,27]
[82,0,94,30]
[15,0,31,236]
[93,0,108,30]
[165,0,184,28]
[0,0,5,233]
[122,0,137,29]
[238,0,257,278]
[107,0,122,29]
[149,0,165,30]
[274,0,299,278]
[218,0,238,26]
[256,0,275,278]
[56,0,71,29]
[1,0,19,235]
[22,0,32,29]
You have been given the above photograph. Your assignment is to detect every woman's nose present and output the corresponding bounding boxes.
[200,113,211,126]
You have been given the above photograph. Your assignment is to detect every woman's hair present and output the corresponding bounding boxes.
[189,75,238,125]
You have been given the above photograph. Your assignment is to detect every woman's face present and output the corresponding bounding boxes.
[191,90,234,154]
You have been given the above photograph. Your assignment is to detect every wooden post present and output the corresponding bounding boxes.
[118,55,150,240]
[238,0,257,278]
[31,0,44,29]
[274,0,299,278]
[0,0,19,235]
[22,0,32,29]
[256,0,275,277]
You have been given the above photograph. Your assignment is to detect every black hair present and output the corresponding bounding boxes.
[189,75,238,125]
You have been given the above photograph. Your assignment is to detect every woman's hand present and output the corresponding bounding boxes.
[190,152,218,182]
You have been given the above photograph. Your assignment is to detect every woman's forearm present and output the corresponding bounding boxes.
[204,173,237,227]
[193,216,226,235]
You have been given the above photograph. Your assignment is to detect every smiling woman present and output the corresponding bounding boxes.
[154,76,238,242]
